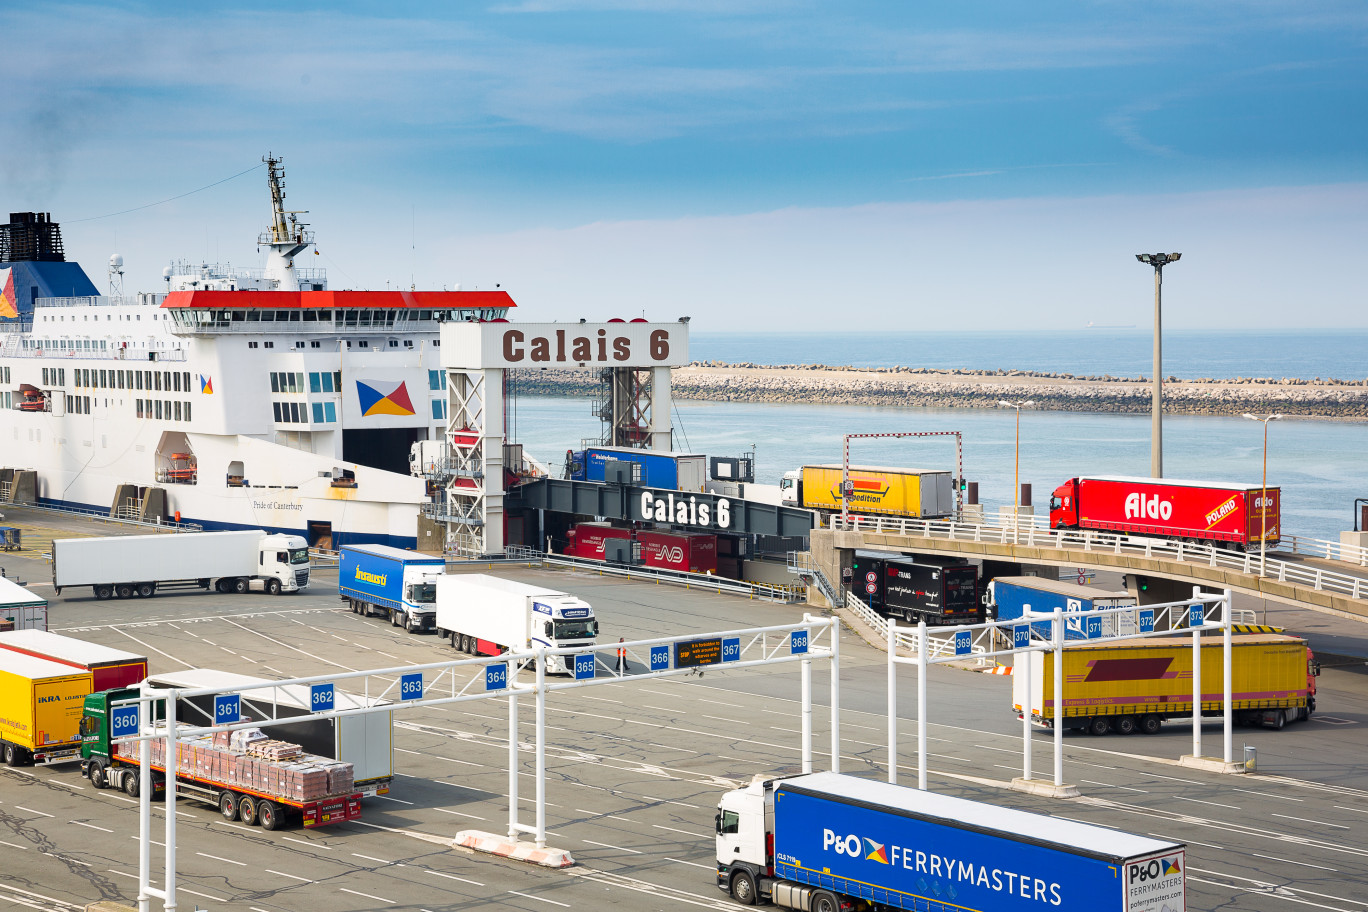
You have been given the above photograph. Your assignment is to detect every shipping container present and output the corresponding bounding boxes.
[339,544,445,632]
[781,465,954,519]
[716,771,1186,911]
[0,651,92,765]
[0,630,147,690]
[1049,476,1279,548]
[637,530,718,574]
[988,576,1137,639]
[569,446,707,491]
[1012,634,1317,735]
[562,524,632,560]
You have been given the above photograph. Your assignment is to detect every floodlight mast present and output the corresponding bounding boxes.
[1135,252,1181,477]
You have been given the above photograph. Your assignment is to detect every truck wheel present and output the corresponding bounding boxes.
[1273,710,1287,730]
[729,870,758,905]
[258,800,281,831]
[233,578,249,594]
[239,794,258,825]
[89,763,107,789]
[219,791,238,821]
[137,583,154,598]
[117,584,133,599]
[1114,715,1137,736]
[1088,717,1110,736]
[1141,715,1162,735]
[391,610,402,627]
[95,585,113,599]
[266,578,281,596]
[123,770,140,797]
[3,743,20,767]
[812,890,840,912]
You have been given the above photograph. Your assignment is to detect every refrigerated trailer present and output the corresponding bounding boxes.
[0,651,91,766]
[1049,475,1279,549]
[51,530,310,599]
[0,630,147,690]
[435,574,598,674]
[716,772,1186,911]
[0,575,46,631]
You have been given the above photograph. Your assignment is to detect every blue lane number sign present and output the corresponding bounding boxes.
[650,645,670,672]
[954,630,971,656]
[790,630,809,655]
[1139,609,1155,634]
[485,663,508,691]
[111,704,140,739]
[722,637,741,662]
[1013,625,1030,649]
[400,672,424,701]
[213,694,241,726]
[574,653,596,680]
[310,683,335,713]
[1086,615,1103,640]
[1189,604,1204,628]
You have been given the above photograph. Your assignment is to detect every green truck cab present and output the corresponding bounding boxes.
[79,687,162,794]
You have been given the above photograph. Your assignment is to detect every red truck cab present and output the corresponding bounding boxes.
[1050,479,1080,529]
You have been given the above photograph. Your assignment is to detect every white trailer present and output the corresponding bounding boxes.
[0,576,47,631]
[145,669,394,798]
[435,574,599,674]
[51,530,310,600]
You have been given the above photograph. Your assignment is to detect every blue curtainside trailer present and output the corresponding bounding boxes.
[339,545,445,634]
[988,576,1137,640]
[716,772,1185,912]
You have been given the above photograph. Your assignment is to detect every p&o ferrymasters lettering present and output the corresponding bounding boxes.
[355,568,387,586]
[822,828,1064,906]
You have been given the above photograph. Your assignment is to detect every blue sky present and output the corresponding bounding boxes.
[3,2,1365,329]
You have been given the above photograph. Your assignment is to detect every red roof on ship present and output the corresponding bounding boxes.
[160,289,516,310]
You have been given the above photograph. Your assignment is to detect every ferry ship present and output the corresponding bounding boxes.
[0,158,514,549]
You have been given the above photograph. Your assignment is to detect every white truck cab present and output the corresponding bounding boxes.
[716,778,771,873]
[779,470,800,507]
[258,534,311,593]
[531,595,600,673]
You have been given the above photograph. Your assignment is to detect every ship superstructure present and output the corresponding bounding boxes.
[0,158,514,549]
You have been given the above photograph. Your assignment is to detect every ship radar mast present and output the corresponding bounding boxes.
[258,154,314,291]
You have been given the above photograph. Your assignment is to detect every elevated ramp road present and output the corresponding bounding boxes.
[810,518,1368,623]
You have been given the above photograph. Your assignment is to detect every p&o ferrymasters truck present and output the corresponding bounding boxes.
[52,530,309,599]
[435,574,598,674]
[716,772,1186,912]
[339,545,445,633]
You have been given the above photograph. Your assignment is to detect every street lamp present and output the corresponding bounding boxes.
[998,400,1035,529]
[1136,252,1181,478]
[1242,412,1281,578]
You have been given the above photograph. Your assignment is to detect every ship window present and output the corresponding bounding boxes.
[164,372,171,390]
[183,372,190,390]
[310,340,321,348]
[428,370,441,390]
[134,372,142,390]
[309,372,321,393]
[136,400,143,418]
[231,311,245,322]
[312,403,324,423]
[155,401,163,419]
[389,340,398,347]
[321,372,334,393]
[404,340,413,348]
[246,310,260,321]
[270,373,280,393]
[288,373,299,393]
[431,399,446,420]
[260,310,275,322]
[174,402,182,421]
[248,341,258,349]
[273,402,282,422]
[334,370,341,391]
[185,402,191,422]
[59,369,65,385]
[291,402,302,422]
[153,372,161,391]
[172,372,180,392]
[324,402,336,422]
[288,310,300,322]
[303,310,317,322]
[295,341,305,349]
[264,341,274,348]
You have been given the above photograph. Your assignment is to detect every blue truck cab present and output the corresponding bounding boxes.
[716,772,1185,912]
[339,545,445,634]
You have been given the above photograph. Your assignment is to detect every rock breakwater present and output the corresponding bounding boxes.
[511,363,1368,420]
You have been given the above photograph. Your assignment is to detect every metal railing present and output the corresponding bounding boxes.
[787,551,841,606]
[502,546,804,603]
[844,591,990,663]
[830,512,1368,602]
[15,500,203,533]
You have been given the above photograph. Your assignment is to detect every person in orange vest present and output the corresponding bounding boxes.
[616,637,626,674]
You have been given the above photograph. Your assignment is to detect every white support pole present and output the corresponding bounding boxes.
[1223,588,1234,764]
[917,620,928,791]
[507,689,519,840]
[1022,608,1033,782]
[801,644,813,774]
[534,652,547,849]
[829,618,841,774]
[1192,589,1203,761]
[1053,609,1064,787]
[137,687,151,912]
[887,618,898,784]
[163,691,178,912]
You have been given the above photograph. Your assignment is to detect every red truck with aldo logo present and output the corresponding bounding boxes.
[1050,475,1279,550]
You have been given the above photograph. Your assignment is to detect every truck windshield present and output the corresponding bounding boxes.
[554,618,599,639]
[1049,496,1061,511]
[410,583,436,604]
[289,548,309,565]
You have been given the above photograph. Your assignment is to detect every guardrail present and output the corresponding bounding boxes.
[504,546,804,603]
[830,513,1368,603]
[843,591,989,663]
[14,500,204,533]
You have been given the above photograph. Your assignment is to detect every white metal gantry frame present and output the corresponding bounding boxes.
[840,431,964,526]
[444,366,504,556]
[122,617,839,912]
[887,588,1236,792]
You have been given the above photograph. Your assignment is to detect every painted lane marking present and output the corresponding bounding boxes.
[352,853,392,864]
[1079,779,1147,793]
[0,841,27,850]
[583,839,642,854]
[1174,796,1234,809]
[507,890,570,907]
[1271,813,1349,829]
[432,808,486,821]
[340,887,395,904]
[197,852,246,866]
[375,795,415,805]
[13,806,53,818]
[1247,852,1337,871]
[180,888,226,902]
[1232,787,1303,801]
[652,824,708,838]
[266,870,311,882]
[1148,833,1225,850]
[427,870,484,886]
[666,857,714,870]
[283,836,333,850]
[71,821,113,833]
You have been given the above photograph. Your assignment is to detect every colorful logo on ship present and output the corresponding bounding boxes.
[357,379,415,417]
[0,268,17,320]
[199,374,214,395]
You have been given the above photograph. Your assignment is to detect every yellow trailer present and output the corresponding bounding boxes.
[1012,634,1314,735]
[0,651,93,765]
[788,465,953,519]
